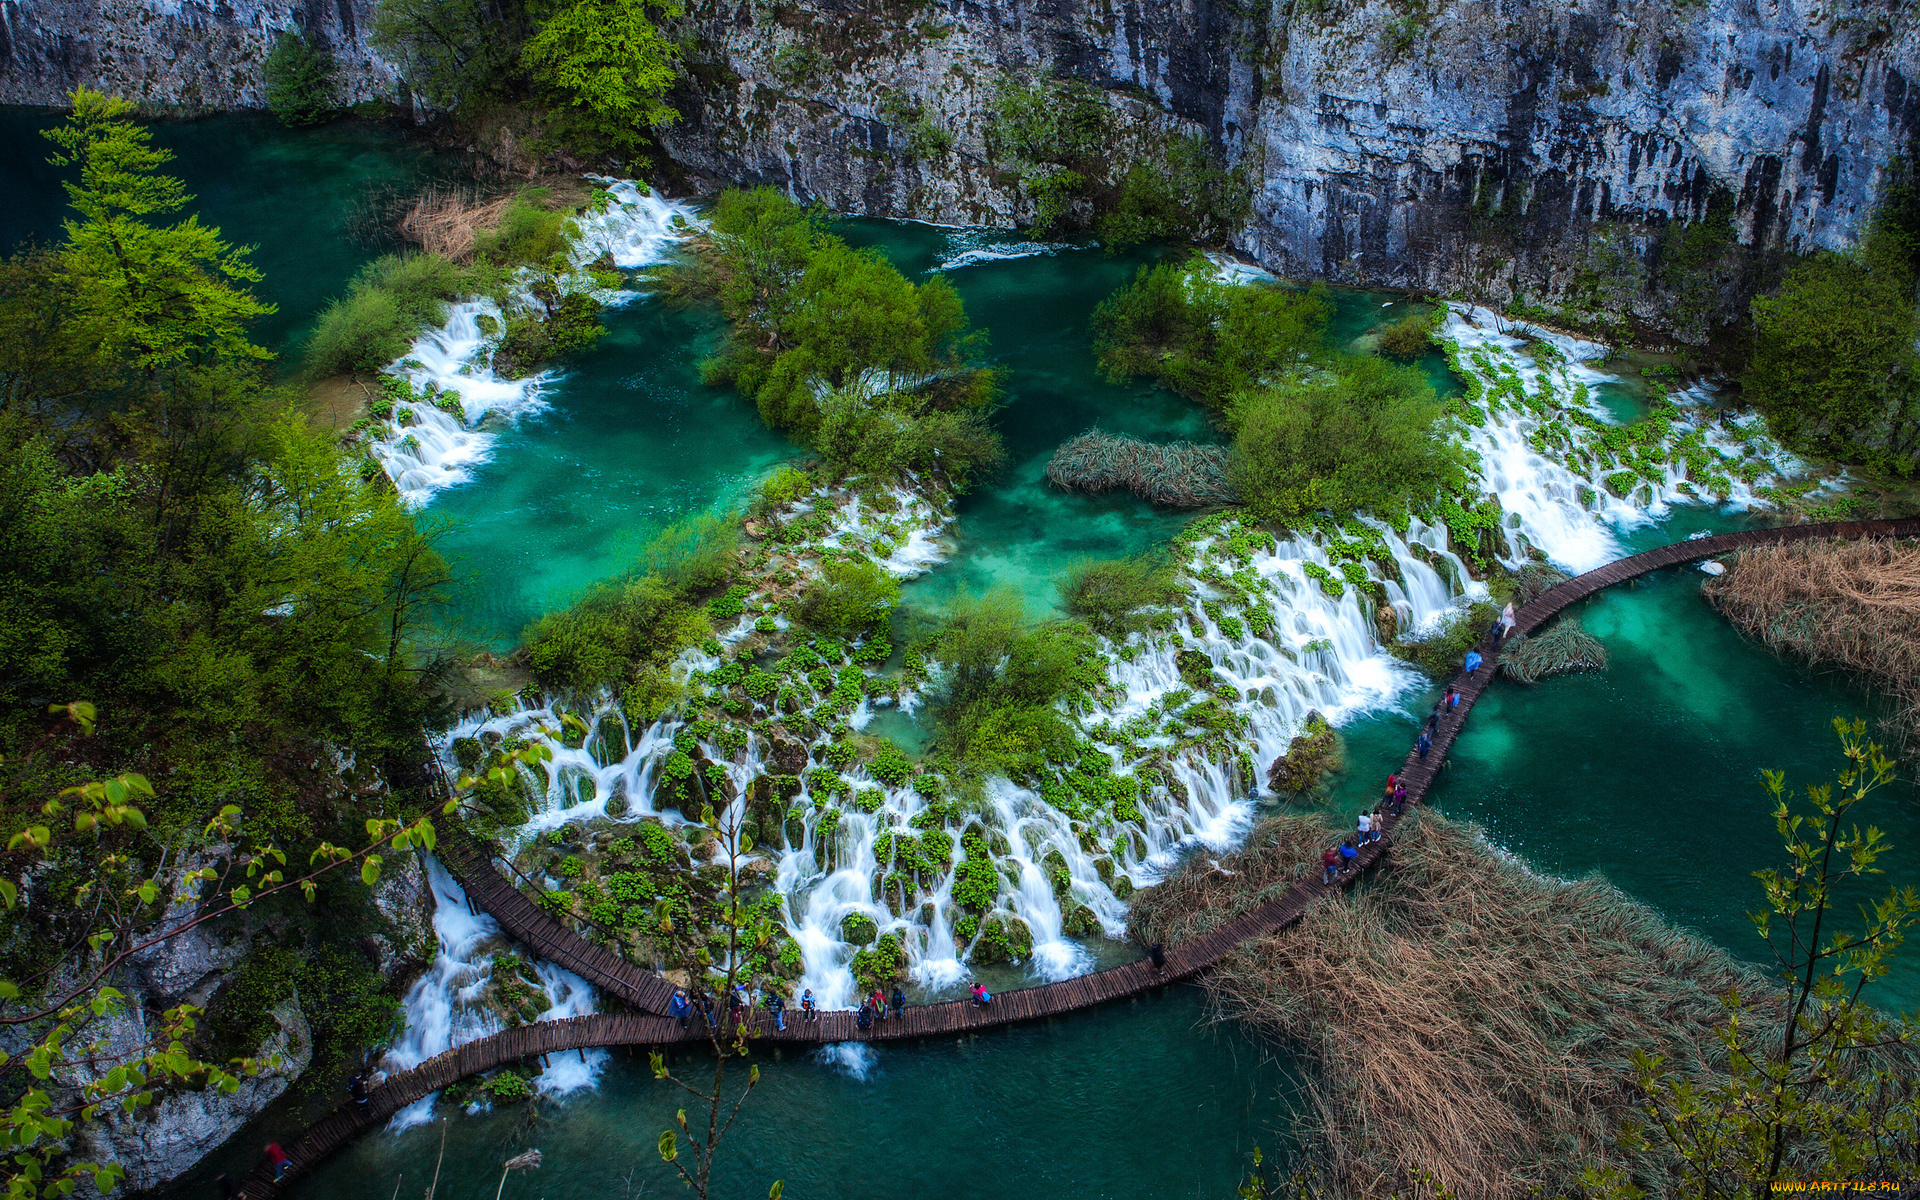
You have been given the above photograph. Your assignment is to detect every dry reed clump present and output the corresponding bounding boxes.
[1045,428,1237,508]
[1128,811,1334,946]
[1703,537,1920,751]
[1508,562,1571,606]
[1498,616,1608,683]
[1175,811,1785,1200]
[399,186,517,263]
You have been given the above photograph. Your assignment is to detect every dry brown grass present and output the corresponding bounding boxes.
[1703,537,1920,750]
[399,186,517,263]
[1129,811,1333,945]
[1135,811,1785,1200]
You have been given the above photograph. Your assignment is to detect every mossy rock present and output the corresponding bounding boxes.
[1063,903,1101,937]
[840,912,878,945]
[969,914,1034,965]
[1111,876,1135,901]
[1266,710,1343,795]
[1175,648,1217,692]
[603,781,630,819]
[1093,856,1115,884]
[452,737,484,772]
[850,932,908,991]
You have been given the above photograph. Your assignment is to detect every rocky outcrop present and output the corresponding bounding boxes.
[71,997,312,1194]
[666,0,1919,332]
[0,0,403,110]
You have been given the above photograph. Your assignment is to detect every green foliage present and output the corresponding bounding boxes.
[1744,227,1920,475]
[203,942,399,1076]
[1374,309,1440,359]
[472,193,577,268]
[492,287,606,377]
[637,510,740,592]
[1059,554,1180,637]
[263,30,341,126]
[522,0,681,156]
[797,558,900,635]
[1096,133,1252,250]
[1227,356,1466,524]
[370,0,534,111]
[932,588,1095,777]
[304,253,476,376]
[43,88,274,373]
[683,188,1002,487]
[850,931,907,991]
[482,1068,533,1103]
[1091,259,1333,409]
[839,912,878,945]
[523,573,708,694]
[1608,720,1920,1192]
[868,739,911,786]
[755,465,813,511]
[950,827,1002,911]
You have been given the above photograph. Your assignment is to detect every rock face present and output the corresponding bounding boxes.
[72,997,312,1194]
[0,0,403,110]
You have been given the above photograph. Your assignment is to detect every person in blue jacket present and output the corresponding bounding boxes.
[670,988,691,1030]
[1464,649,1483,673]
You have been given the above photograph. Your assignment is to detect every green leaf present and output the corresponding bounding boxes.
[362,856,382,886]
[657,1130,676,1163]
[769,1183,783,1200]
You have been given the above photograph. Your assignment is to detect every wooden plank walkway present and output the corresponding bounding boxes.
[236,518,1920,1198]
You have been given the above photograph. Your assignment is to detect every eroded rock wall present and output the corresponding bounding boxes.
[0,0,402,110]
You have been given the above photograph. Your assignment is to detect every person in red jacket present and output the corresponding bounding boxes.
[264,1143,292,1182]
[1322,846,1340,885]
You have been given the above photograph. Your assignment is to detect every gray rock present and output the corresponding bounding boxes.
[71,996,312,1195]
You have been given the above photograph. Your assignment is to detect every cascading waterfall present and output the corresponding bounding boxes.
[366,180,703,507]
[380,857,607,1129]
[417,263,1824,1052]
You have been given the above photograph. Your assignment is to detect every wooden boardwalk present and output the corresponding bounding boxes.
[236,518,1920,1198]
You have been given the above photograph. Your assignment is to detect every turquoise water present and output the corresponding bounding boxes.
[9,108,1916,1200]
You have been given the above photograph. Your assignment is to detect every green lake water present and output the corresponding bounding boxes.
[6,110,1916,1200]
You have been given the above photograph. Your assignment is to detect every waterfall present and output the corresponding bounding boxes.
[379,857,608,1129]
[366,180,703,507]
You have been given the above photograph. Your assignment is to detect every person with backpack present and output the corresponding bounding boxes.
[871,989,889,1021]
[1338,837,1359,872]
[856,999,874,1031]
[890,986,905,1019]
[670,987,692,1030]
[970,982,991,1008]
[765,990,786,1031]
[1322,845,1340,885]
[1444,687,1460,711]
[264,1144,292,1183]
[801,988,817,1022]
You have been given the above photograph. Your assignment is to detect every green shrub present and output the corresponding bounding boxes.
[483,1069,533,1103]
[492,289,606,377]
[303,254,476,377]
[1375,309,1440,359]
[473,192,578,268]
[799,558,900,635]
[264,30,341,126]
[523,573,709,694]
[1091,259,1334,410]
[1227,356,1465,524]
[756,465,813,511]
[1094,133,1252,250]
[637,510,740,592]
[1059,554,1180,637]
[840,912,878,945]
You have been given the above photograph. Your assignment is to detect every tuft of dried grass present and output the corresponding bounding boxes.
[1045,428,1237,508]
[1498,616,1608,683]
[1137,810,1785,1200]
[1704,537,1920,751]
[1129,811,1334,946]
[399,186,517,263]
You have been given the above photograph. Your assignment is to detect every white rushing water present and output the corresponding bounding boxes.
[403,264,1827,1083]
[365,180,703,507]
[380,857,607,1128]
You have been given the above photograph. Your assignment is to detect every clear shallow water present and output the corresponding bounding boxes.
[11,111,1916,1198]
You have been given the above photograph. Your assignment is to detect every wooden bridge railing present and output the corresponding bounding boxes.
[234,517,1920,1198]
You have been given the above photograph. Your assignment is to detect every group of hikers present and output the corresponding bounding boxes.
[1321,646,1485,886]
[669,982,912,1033]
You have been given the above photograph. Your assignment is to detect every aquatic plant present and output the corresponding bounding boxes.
[1497,616,1608,683]
[1044,429,1236,507]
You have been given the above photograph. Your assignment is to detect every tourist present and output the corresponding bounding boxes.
[1337,837,1358,872]
[264,1143,292,1183]
[1425,707,1440,736]
[890,986,906,1018]
[1357,810,1371,844]
[1464,649,1483,674]
[348,1071,371,1118]
[1392,782,1408,815]
[1372,806,1387,843]
[857,999,874,1030]
[1322,846,1340,885]
[670,988,691,1030]
[1417,730,1433,760]
[1150,943,1167,973]
[766,990,787,1031]
[970,982,992,1008]
[697,990,715,1031]
[730,982,748,1021]
[801,988,817,1022]
[1501,601,1516,637]
[872,989,889,1020]
[1444,687,1460,711]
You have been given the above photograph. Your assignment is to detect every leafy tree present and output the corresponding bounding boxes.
[1226,356,1463,525]
[1096,133,1252,251]
[263,29,341,126]
[930,588,1094,777]
[1092,259,1333,409]
[521,0,681,155]
[1598,719,1920,1195]
[1744,232,1920,475]
[370,0,534,111]
[1058,554,1179,637]
[44,88,273,374]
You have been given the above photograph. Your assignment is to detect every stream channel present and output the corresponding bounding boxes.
[4,111,1916,1199]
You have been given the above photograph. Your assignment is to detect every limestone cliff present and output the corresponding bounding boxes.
[0,0,402,111]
